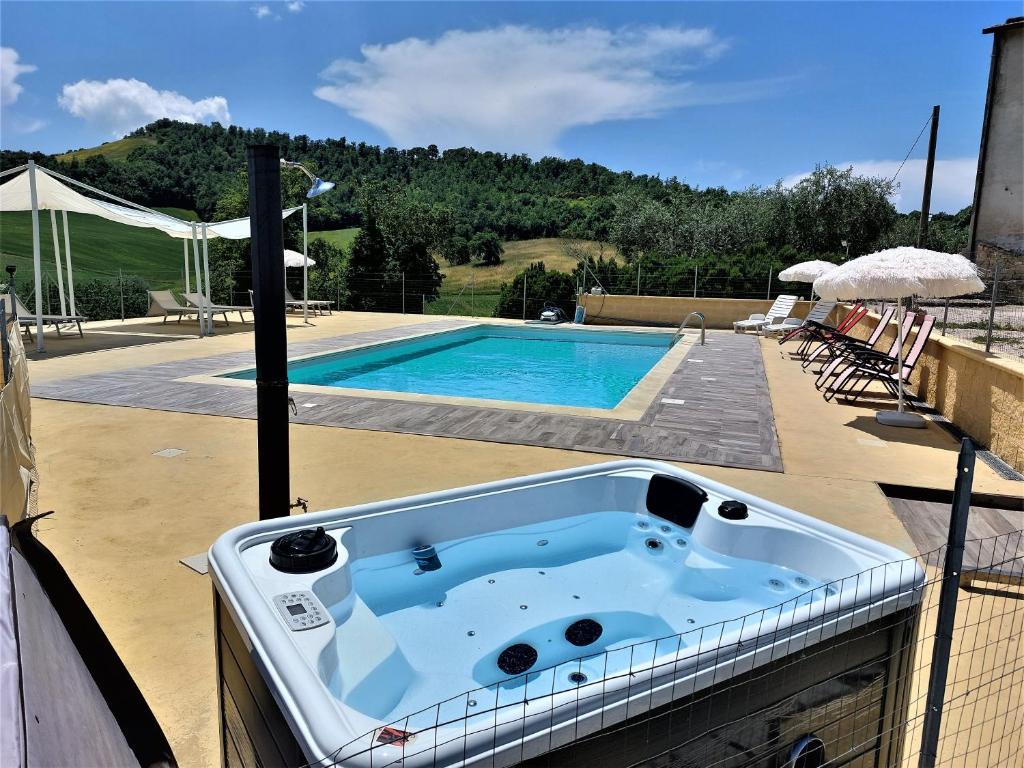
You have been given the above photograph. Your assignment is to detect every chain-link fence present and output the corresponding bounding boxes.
[919,260,1024,361]
[7,250,1022,362]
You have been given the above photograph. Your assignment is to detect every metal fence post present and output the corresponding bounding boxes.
[402,272,406,314]
[0,305,10,384]
[422,294,426,314]
[918,438,975,768]
[984,262,1000,353]
[766,268,773,300]
[118,268,125,322]
[522,274,528,320]
[471,279,475,316]
[941,299,949,336]
[636,260,641,296]
[693,265,698,298]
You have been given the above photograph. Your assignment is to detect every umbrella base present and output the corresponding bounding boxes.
[876,410,926,429]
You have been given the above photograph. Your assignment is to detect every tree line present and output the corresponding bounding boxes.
[1,119,972,316]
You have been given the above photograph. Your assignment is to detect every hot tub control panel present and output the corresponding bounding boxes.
[273,591,329,631]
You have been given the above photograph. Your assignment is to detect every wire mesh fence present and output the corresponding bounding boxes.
[6,250,1022,362]
[920,261,1024,361]
[304,523,1023,768]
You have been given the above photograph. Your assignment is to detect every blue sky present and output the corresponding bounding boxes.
[1,1,1017,212]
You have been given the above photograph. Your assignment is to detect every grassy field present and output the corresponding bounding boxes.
[309,227,359,252]
[0,210,192,289]
[427,238,614,317]
[54,136,157,163]
[1,211,604,318]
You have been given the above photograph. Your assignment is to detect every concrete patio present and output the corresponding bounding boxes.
[21,311,1022,766]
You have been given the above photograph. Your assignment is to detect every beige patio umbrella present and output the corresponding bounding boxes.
[778,260,837,283]
[813,247,984,428]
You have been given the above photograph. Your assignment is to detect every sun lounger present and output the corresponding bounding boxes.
[285,288,333,315]
[822,313,936,404]
[2,294,87,339]
[733,295,797,334]
[184,293,251,324]
[791,303,867,358]
[815,310,915,392]
[801,305,887,369]
[147,290,200,324]
[771,299,838,339]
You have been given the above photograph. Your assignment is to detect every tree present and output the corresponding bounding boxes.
[345,182,445,311]
[494,262,576,319]
[471,231,504,265]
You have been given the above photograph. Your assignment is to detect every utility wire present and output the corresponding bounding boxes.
[889,112,934,185]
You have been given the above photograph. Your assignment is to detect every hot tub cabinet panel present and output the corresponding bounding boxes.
[209,460,925,768]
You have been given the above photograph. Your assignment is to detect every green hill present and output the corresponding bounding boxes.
[309,227,359,253]
[55,136,157,163]
[0,210,194,289]
[428,238,610,316]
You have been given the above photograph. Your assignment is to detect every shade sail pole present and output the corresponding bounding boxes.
[183,238,191,294]
[191,224,204,337]
[27,160,44,352]
[302,203,309,325]
[62,211,76,316]
[50,210,67,317]
[202,223,214,336]
[896,297,906,413]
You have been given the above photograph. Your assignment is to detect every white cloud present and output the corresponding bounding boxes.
[58,78,230,135]
[1,47,37,106]
[287,1,304,12]
[252,4,272,19]
[784,158,978,214]
[6,116,48,134]
[314,25,773,156]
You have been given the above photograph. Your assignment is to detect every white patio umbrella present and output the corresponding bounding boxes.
[283,249,316,268]
[813,247,984,428]
[778,260,837,283]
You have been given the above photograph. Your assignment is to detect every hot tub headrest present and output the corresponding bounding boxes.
[645,474,708,529]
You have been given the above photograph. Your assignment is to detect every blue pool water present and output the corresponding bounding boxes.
[337,510,829,718]
[227,326,672,409]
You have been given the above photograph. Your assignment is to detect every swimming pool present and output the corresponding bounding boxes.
[225,325,672,409]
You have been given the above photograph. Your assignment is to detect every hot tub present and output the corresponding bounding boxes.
[209,461,924,767]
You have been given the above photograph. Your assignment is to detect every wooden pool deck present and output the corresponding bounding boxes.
[30,319,784,472]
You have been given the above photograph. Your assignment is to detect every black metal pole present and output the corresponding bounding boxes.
[0,305,10,384]
[917,105,940,248]
[247,145,290,521]
[918,437,975,768]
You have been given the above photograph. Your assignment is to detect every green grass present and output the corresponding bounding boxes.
[54,136,157,163]
[440,238,613,293]
[155,206,200,221]
[0,211,188,289]
[428,238,612,316]
[310,227,360,253]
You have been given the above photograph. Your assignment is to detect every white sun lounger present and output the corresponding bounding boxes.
[762,299,837,335]
[734,295,798,334]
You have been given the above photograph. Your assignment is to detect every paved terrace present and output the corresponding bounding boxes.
[21,311,1022,767]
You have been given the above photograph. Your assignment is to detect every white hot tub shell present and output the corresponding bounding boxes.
[209,460,925,767]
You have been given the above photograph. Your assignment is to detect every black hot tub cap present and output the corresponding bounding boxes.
[718,500,749,521]
[270,526,338,573]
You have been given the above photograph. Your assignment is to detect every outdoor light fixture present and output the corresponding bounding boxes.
[280,159,336,199]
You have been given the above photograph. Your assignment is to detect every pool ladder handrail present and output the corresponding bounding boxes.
[672,312,705,347]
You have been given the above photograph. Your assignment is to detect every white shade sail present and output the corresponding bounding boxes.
[0,167,300,240]
[778,260,837,283]
[813,247,985,300]
[284,249,315,267]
